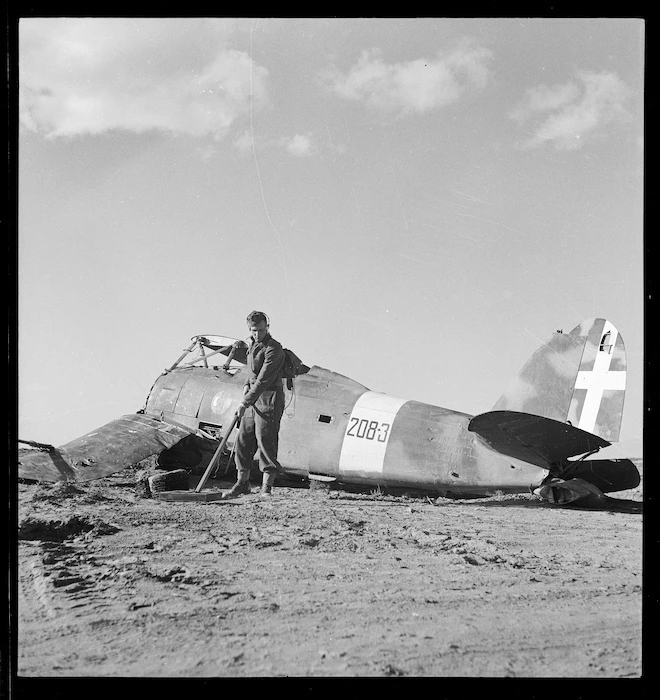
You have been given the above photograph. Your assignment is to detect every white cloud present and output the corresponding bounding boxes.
[19,18,269,139]
[233,131,315,158]
[511,70,631,150]
[284,133,314,157]
[233,129,255,153]
[325,40,493,116]
[509,81,580,123]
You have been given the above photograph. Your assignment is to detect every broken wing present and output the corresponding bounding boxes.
[18,414,193,483]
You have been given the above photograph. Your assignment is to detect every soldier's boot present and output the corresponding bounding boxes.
[222,469,251,499]
[260,470,276,496]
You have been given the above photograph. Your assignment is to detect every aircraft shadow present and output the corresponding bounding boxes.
[559,495,644,514]
[326,494,432,507]
[102,474,644,513]
[457,494,643,513]
[325,490,545,509]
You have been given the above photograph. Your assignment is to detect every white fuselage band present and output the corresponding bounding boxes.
[338,391,408,475]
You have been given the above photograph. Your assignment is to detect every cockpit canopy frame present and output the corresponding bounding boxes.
[166,335,247,373]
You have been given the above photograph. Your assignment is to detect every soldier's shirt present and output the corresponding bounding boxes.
[242,334,286,408]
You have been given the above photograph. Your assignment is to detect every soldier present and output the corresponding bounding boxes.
[222,310,286,499]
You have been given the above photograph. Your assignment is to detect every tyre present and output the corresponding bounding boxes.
[148,469,190,494]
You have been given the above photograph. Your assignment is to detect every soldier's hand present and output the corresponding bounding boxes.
[236,403,247,420]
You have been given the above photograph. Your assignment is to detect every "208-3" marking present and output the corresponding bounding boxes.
[345,417,391,442]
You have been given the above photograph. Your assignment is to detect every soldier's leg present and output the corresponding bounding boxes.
[254,403,284,494]
[223,409,256,499]
[260,469,276,495]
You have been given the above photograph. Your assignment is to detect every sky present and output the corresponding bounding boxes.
[17,17,645,458]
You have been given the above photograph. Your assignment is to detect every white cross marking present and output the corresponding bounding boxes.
[574,321,625,434]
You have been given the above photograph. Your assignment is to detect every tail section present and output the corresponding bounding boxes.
[493,319,626,442]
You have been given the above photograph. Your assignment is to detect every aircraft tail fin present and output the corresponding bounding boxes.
[493,318,626,442]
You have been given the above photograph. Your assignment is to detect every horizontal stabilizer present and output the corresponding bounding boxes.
[468,410,610,469]
[18,414,193,483]
[564,458,640,493]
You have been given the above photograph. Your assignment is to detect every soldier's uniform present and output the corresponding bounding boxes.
[234,333,286,479]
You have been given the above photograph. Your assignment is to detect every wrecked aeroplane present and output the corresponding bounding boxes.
[18,318,640,505]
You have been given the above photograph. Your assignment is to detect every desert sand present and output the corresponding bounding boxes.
[17,460,643,678]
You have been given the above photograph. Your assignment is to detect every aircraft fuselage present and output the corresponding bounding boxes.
[144,365,547,495]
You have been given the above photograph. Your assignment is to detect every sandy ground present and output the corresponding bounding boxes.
[15,460,643,678]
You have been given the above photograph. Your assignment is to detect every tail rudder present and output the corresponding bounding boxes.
[568,319,626,441]
[494,318,626,442]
